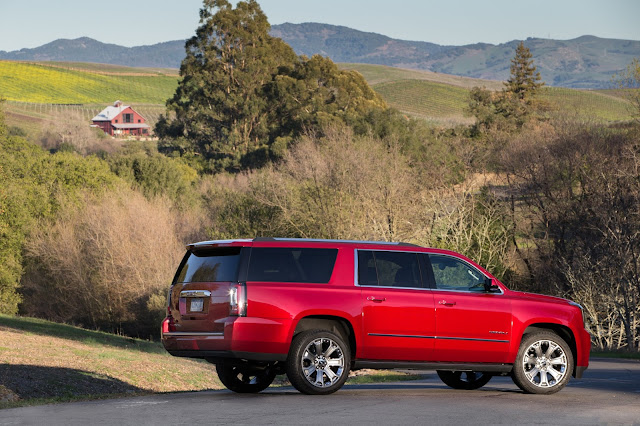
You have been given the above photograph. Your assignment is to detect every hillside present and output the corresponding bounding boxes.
[1,60,632,131]
[342,64,633,124]
[0,315,222,405]
[1,24,639,89]
[0,60,178,104]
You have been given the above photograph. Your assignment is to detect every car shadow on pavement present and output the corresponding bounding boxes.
[0,364,142,404]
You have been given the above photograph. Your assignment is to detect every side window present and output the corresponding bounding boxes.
[247,248,338,283]
[428,254,485,291]
[358,250,422,288]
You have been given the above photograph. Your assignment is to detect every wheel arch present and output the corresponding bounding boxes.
[292,315,356,360]
[522,323,578,377]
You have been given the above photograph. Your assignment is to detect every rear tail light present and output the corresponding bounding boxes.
[229,283,247,317]
[161,315,176,334]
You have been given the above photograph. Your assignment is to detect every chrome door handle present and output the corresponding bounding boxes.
[438,300,456,306]
[367,296,386,302]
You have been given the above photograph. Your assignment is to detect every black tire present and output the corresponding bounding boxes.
[511,332,574,394]
[436,370,493,390]
[286,329,351,395]
[216,359,277,393]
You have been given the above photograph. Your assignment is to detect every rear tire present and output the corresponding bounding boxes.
[286,329,351,395]
[437,370,493,390]
[511,332,573,394]
[216,359,277,393]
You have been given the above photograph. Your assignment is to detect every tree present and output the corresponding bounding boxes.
[156,0,387,171]
[613,58,640,123]
[156,0,299,170]
[467,43,545,135]
[504,42,544,102]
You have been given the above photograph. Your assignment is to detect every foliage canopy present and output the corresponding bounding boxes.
[156,0,386,171]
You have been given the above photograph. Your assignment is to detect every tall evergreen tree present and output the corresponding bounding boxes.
[155,0,298,170]
[156,0,387,171]
[504,42,544,102]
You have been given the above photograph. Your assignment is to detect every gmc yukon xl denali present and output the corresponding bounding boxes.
[162,238,590,395]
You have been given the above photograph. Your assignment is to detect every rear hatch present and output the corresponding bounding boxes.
[169,245,247,333]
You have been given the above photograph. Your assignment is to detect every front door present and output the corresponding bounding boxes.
[427,254,512,363]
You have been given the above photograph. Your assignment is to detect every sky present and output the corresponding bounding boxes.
[0,0,639,52]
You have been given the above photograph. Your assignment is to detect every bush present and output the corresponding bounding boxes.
[21,189,184,338]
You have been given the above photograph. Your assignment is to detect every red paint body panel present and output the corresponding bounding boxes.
[162,239,590,375]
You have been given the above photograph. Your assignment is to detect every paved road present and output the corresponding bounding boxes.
[2,358,639,425]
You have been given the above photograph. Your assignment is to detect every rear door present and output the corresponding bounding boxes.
[169,246,246,333]
[358,250,436,361]
[426,254,512,363]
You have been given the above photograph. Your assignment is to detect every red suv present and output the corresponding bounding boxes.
[162,238,590,395]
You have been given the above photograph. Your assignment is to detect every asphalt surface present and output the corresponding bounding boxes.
[1,358,639,425]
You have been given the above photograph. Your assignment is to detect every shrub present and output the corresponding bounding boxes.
[21,189,183,338]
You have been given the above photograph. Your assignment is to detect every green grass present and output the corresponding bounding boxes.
[2,60,632,133]
[347,371,423,384]
[540,87,633,122]
[343,63,633,124]
[373,79,471,123]
[0,314,164,354]
[0,60,178,104]
[591,350,640,360]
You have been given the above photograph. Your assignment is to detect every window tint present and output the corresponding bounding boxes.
[176,248,241,283]
[357,251,378,286]
[428,254,485,291]
[358,250,422,288]
[247,248,338,283]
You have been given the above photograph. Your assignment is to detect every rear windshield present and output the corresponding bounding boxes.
[247,248,338,283]
[175,247,241,283]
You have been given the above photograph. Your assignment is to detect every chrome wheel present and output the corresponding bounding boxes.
[301,337,345,388]
[522,339,568,388]
[286,329,351,395]
[512,332,574,394]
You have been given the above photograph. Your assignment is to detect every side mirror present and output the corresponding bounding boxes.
[484,277,500,293]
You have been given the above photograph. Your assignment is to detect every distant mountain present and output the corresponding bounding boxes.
[1,24,639,89]
[0,37,185,69]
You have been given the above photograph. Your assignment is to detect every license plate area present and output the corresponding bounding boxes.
[189,298,204,312]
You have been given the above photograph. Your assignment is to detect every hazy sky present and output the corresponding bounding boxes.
[1,0,638,52]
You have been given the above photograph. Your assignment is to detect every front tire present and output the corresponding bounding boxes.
[511,332,573,394]
[216,359,277,393]
[437,370,492,390]
[286,329,351,395]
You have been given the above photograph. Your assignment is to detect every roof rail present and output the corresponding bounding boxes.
[252,237,419,247]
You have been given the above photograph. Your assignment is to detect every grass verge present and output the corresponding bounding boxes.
[591,350,640,360]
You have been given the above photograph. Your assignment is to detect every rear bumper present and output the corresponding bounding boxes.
[162,316,292,361]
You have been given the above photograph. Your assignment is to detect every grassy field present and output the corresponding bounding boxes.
[0,60,633,132]
[0,314,222,407]
[343,63,633,124]
[0,61,178,104]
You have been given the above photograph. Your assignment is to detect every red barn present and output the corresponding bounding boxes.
[92,100,151,137]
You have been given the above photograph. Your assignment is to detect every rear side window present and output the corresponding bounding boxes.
[357,250,422,288]
[247,248,338,283]
[175,247,241,283]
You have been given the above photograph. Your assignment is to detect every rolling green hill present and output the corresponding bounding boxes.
[0,60,178,104]
[1,60,633,132]
[343,63,633,124]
